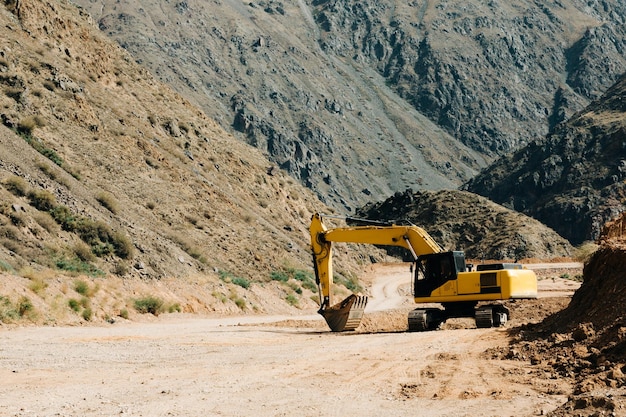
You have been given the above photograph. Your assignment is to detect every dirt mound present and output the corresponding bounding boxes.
[498,243,626,416]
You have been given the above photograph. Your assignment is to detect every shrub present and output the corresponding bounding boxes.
[34,212,58,234]
[28,189,56,211]
[168,303,182,313]
[74,242,95,262]
[74,279,90,296]
[285,294,299,307]
[119,308,129,319]
[68,298,81,312]
[82,307,93,321]
[134,296,163,315]
[96,192,119,214]
[0,296,18,321]
[17,296,34,317]
[111,231,134,259]
[293,269,317,291]
[0,260,14,273]
[28,277,48,295]
[270,270,289,282]
[232,277,250,289]
[4,176,28,196]
[17,115,46,135]
[55,256,104,277]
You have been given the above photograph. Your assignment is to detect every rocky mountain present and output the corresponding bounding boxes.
[71,0,626,212]
[464,73,626,245]
[355,189,573,260]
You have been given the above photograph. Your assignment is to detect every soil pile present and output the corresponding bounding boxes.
[498,215,626,416]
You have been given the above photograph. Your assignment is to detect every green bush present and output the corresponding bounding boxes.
[74,279,89,296]
[0,296,18,321]
[270,270,289,282]
[232,277,250,289]
[68,298,80,312]
[55,256,104,277]
[285,294,299,307]
[0,260,15,273]
[134,296,163,316]
[17,296,34,317]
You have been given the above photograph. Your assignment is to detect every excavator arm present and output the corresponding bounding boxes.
[310,213,442,331]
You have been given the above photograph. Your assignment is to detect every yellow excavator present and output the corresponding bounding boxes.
[310,213,538,332]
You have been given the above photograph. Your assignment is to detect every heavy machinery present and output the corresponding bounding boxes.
[310,213,538,332]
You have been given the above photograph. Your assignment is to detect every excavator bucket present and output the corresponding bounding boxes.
[319,294,368,332]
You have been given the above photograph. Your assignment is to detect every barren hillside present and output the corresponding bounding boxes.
[0,0,583,328]
[0,0,362,319]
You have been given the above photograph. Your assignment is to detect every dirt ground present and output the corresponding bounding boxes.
[0,263,582,417]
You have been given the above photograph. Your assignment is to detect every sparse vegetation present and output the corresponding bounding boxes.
[4,176,28,196]
[119,308,129,319]
[82,307,93,321]
[55,256,104,277]
[17,296,35,319]
[169,233,205,263]
[34,211,58,234]
[68,298,81,312]
[285,294,299,307]
[96,192,119,214]
[74,279,90,296]
[335,273,362,293]
[28,189,57,211]
[270,268,317,293]
[0,260,15,273]
[270,270,289,282]
[17,115,46,135]
[218,270,250,290]
[0,295,19,321]
[28,277,48,295]
[231,277,250,289]
[134,296,164,315]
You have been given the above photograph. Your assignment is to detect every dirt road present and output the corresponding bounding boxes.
[0,263,580,417]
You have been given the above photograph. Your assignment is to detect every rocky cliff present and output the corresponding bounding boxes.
[464,73,626,245]
[71,0,626,212]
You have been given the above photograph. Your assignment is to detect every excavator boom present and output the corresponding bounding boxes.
[310,213,441,331]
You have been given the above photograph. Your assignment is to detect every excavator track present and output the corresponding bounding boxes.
[475,305,509,328]
[408,308,444,332]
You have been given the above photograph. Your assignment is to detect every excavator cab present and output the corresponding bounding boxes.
[414,251,466,297]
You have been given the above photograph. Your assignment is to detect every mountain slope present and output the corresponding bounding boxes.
[0,0,334,286]
[464,73,626,245]
[72,0,626,212]
[72,0,483,212]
